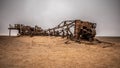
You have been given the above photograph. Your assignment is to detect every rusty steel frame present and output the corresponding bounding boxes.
[8,19,96,42]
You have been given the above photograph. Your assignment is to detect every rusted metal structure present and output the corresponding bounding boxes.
[74,20,96,41]
[8,24,44,36]
[45,20,96,42]
[8,19,96,42]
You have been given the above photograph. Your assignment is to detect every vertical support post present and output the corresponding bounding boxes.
[9,29,11,36]
[66,25,69,39]
[62,29,65,38]
[19,24,22,35]
[53,29,55,36]
[74,20,81,41]
[9,24,11,36]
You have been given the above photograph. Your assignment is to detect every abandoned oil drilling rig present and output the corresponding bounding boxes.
[8,20,96,42]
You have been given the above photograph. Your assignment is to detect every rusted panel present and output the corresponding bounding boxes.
[73,20,96,41]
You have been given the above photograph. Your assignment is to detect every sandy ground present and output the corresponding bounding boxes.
[0,36,120,68]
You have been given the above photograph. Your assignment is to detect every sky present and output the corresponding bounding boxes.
[0,0,120,36]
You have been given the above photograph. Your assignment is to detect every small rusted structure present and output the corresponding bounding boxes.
[8,19,96,42]
[8,24,44,36]
[74,20,96,41]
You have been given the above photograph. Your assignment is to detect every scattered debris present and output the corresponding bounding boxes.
[64,41,70,44]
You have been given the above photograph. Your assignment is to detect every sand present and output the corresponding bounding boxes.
[0,36,120,68]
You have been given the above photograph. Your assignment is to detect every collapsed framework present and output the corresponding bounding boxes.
[8,20,96,42]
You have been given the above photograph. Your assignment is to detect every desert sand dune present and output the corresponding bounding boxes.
[0,36,120,68]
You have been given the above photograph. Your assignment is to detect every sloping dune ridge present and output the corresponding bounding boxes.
[0,36,120,68]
